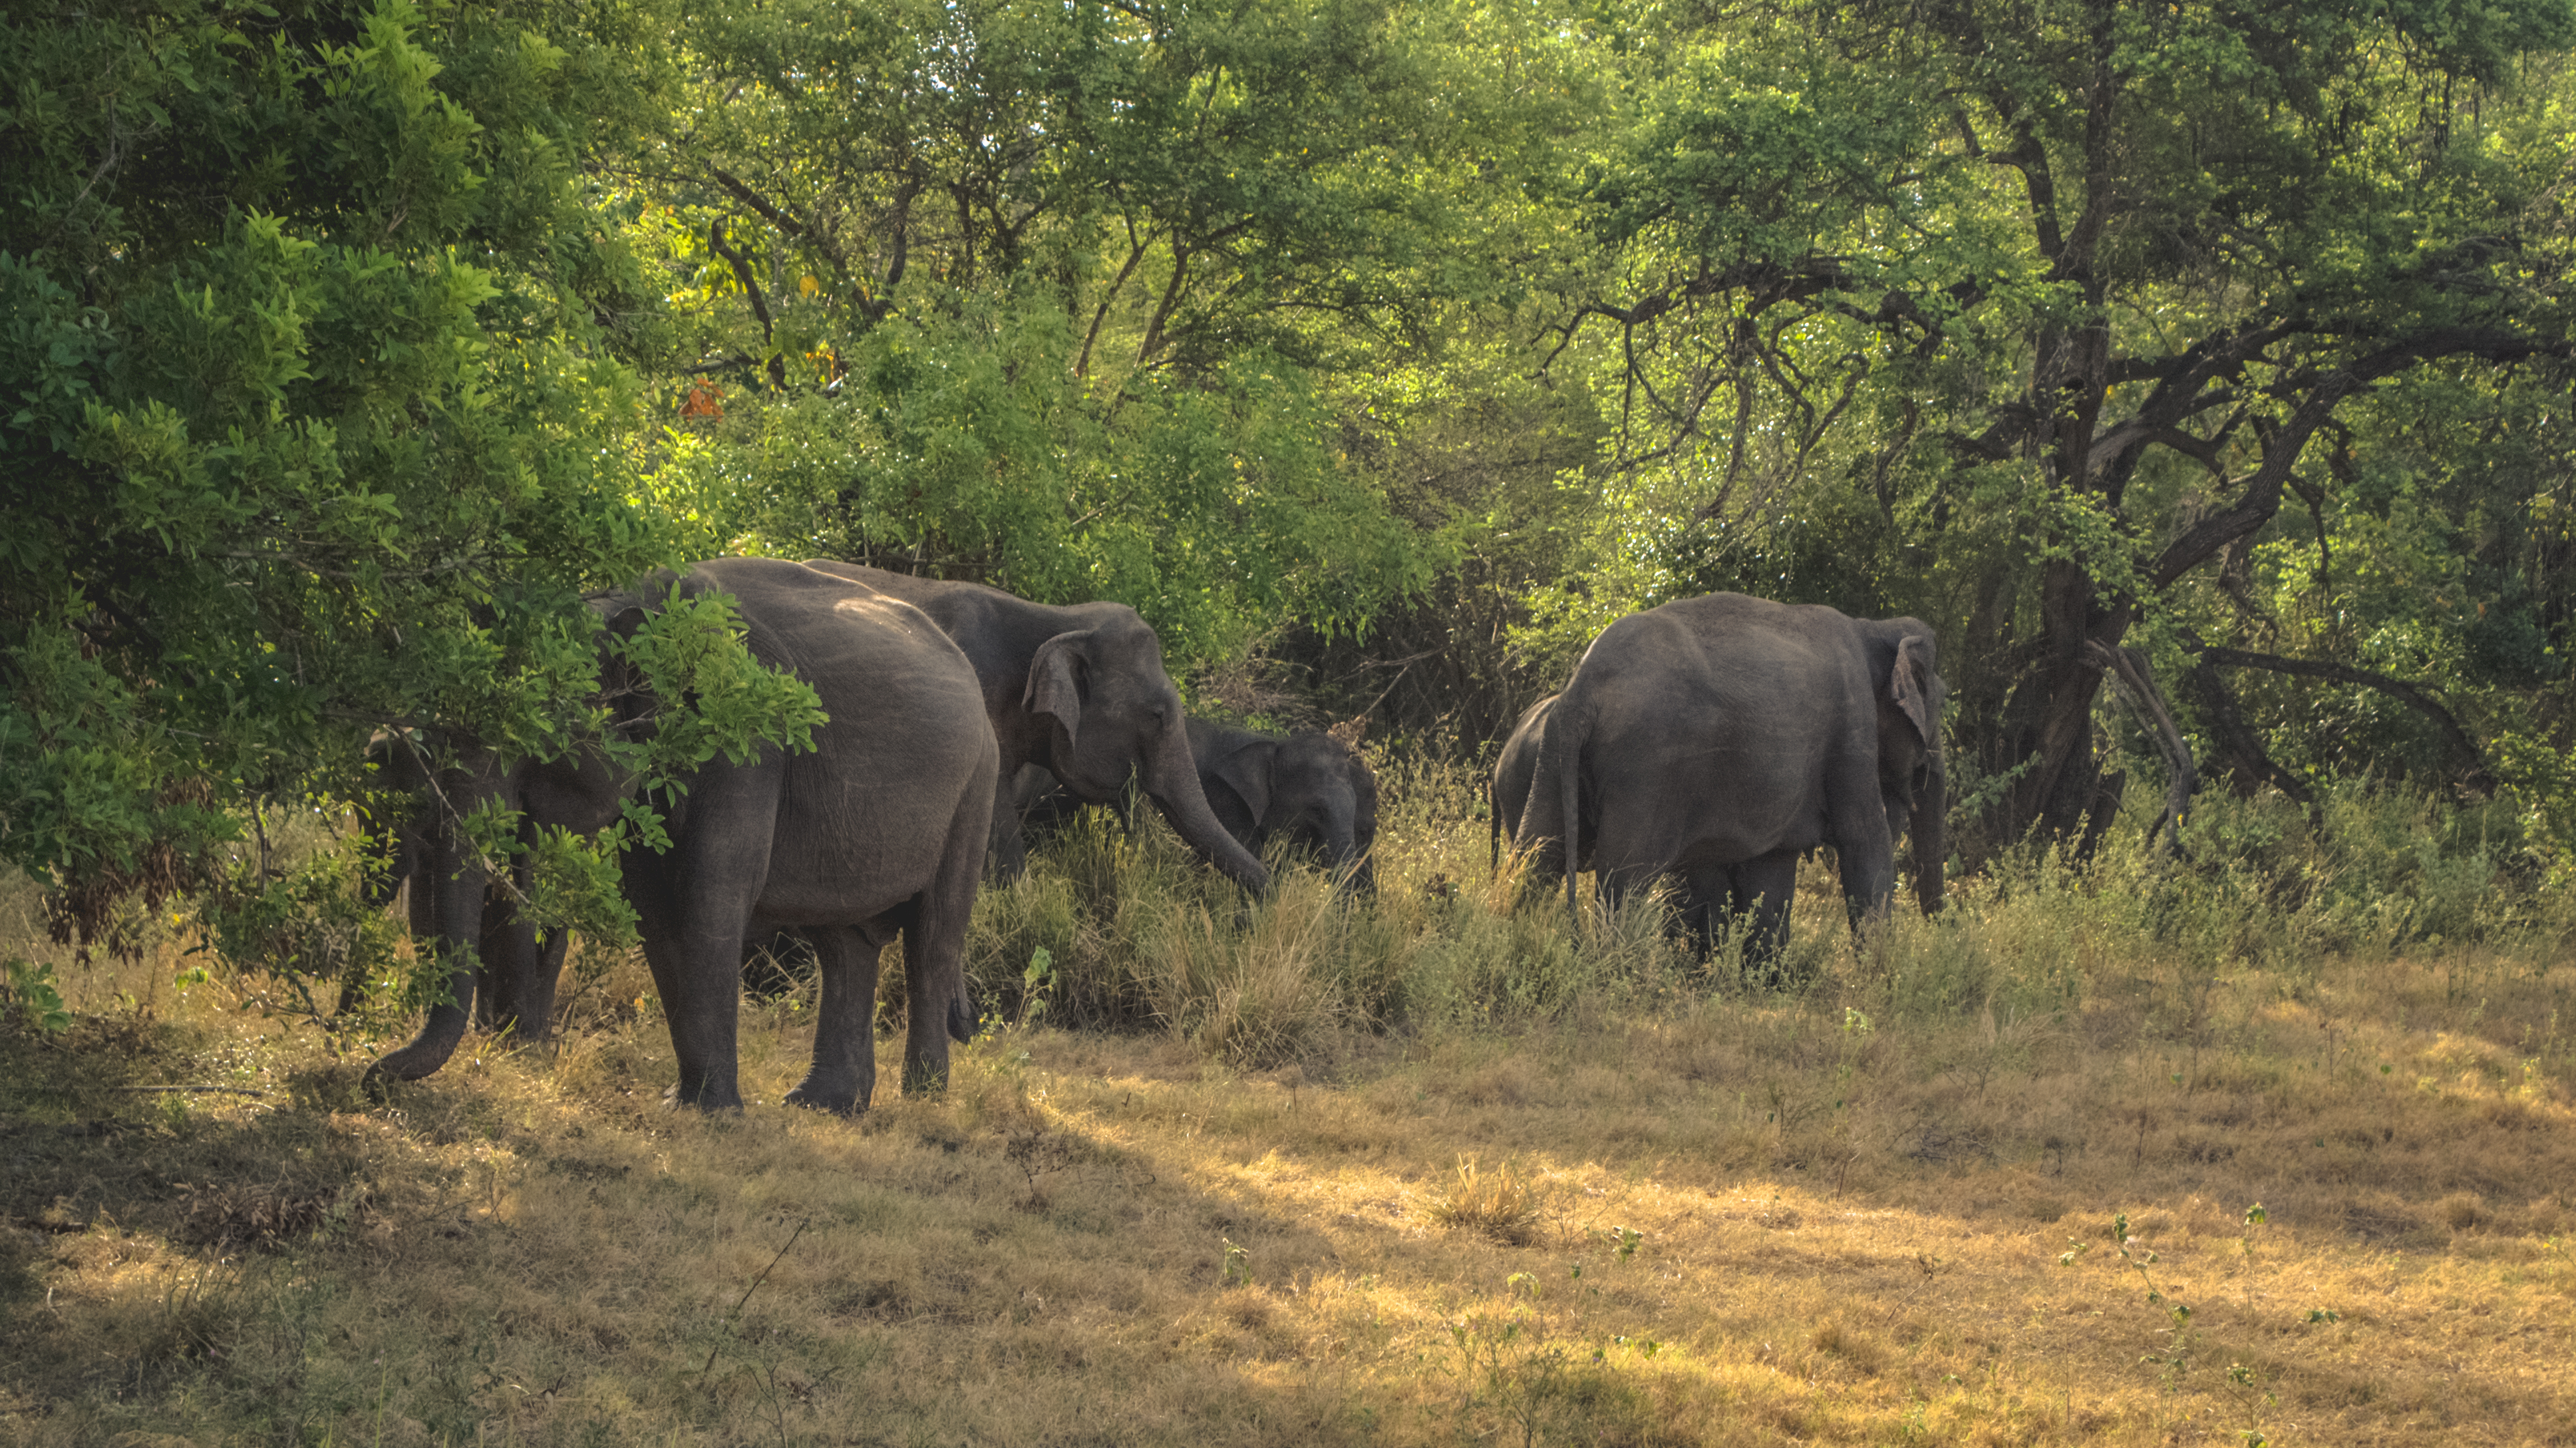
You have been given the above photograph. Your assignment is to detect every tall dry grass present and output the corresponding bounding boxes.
[5,759,2573,1445]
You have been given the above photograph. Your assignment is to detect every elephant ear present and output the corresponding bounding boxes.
[1346,751,1379,851]
[1025,631,1091,743]
[1888,634,1941,749]
[1209,739,1273,824]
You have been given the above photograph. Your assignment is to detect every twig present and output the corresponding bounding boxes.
[106,1085,269,1097]
[701,1216,810,1377]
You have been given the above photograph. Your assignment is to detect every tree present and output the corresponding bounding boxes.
[0,0,802,956]
[606,0,1582,666]
[1540,0,2576,850]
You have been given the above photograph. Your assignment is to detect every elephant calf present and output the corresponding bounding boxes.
[1488,694,1557,875]
[1186,719,1378,889]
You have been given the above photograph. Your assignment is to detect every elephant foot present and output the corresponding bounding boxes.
[661,1081,746,1113]
[784,1080,866,1116]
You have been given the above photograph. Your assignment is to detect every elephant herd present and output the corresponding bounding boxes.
[361,561,1945,1114]
[361,558,1379,1111]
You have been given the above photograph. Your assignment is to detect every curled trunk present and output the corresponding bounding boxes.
[363,773,490,1088]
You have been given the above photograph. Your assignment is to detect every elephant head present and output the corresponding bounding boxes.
[1189,721,1378,888]
[1869,624,1947,916]
[1024,614,1268,889]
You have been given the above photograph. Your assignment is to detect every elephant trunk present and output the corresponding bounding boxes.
[1911,755,1947,917]
[363,781,490,1088]
[1323,814,1361,891]
[1144,724,1271,892]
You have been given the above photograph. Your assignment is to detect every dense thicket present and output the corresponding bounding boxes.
[5,0,2575,954]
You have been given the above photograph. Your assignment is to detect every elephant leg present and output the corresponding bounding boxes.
[785,923,882,1114]
[1676,865,1728,961]
[1732,849,1801,982]
[474,890,511,1031]
[627,769,782,1111]
[901,776,992,1095]
[1824,756,1899,927]
[488,927,568,1043]
[987,786,1031,883]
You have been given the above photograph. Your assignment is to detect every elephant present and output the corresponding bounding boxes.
[350,732,577,1037]
[1512,594,1945,966]
[367,557,999,1113]
[1488,695,1557,875]
[798,561,1269,892]
[1185,719,1378,888]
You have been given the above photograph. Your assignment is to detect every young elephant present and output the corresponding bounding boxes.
[1488,695,1557,875]
[1513,594,1945,966]
[1186,719,1378,889]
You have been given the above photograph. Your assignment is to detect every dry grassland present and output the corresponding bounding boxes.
[4,777,2574,1447]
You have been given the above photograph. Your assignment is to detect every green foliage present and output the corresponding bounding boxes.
[0,0,822,966]
[3,956,70,1033]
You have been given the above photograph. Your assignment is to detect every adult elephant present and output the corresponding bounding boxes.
[368,558,998,1113]
[800,562,1268,892]
[1488,695,1557,875]
[349,733,584,1037]
[1186,720,1378,889]
[1514,594,1945,964]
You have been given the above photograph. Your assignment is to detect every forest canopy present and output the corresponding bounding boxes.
[4,0,2575,949]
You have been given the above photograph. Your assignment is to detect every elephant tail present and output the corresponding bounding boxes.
[1553,703,1581,934]
[1488,773,1500,878]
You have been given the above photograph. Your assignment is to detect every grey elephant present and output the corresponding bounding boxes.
[1186,719,1378,889]
[800,562,1268,891]
[351,732,584,1037]
[1514,594,1945,964]
[369,558,998,1112]
[1488,695,1557,875]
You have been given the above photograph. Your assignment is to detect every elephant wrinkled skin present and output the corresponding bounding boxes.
[367,558,998,1113]
[1513,594,1945,964]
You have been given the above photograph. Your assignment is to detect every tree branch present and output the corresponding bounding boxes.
[707,221,786,390]
[2183,634,2493,795]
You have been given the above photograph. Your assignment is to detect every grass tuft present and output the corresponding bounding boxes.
[1428,1153,1546,1245]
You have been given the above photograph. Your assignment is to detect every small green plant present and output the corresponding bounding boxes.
[4,957,71,1033]
[1221,1237,1251,1288]
[1018,946,1055,1027]
[2305,1308,2341,1324]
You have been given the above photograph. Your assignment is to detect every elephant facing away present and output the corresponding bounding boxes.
[369,558,998,1113]
[1514,594,1945,965]
[1488,695,1557,875]
[1186,719,1378,889]
[800,562,1268,892]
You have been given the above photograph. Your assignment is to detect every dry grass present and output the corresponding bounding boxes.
[5,775,2575,1446]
